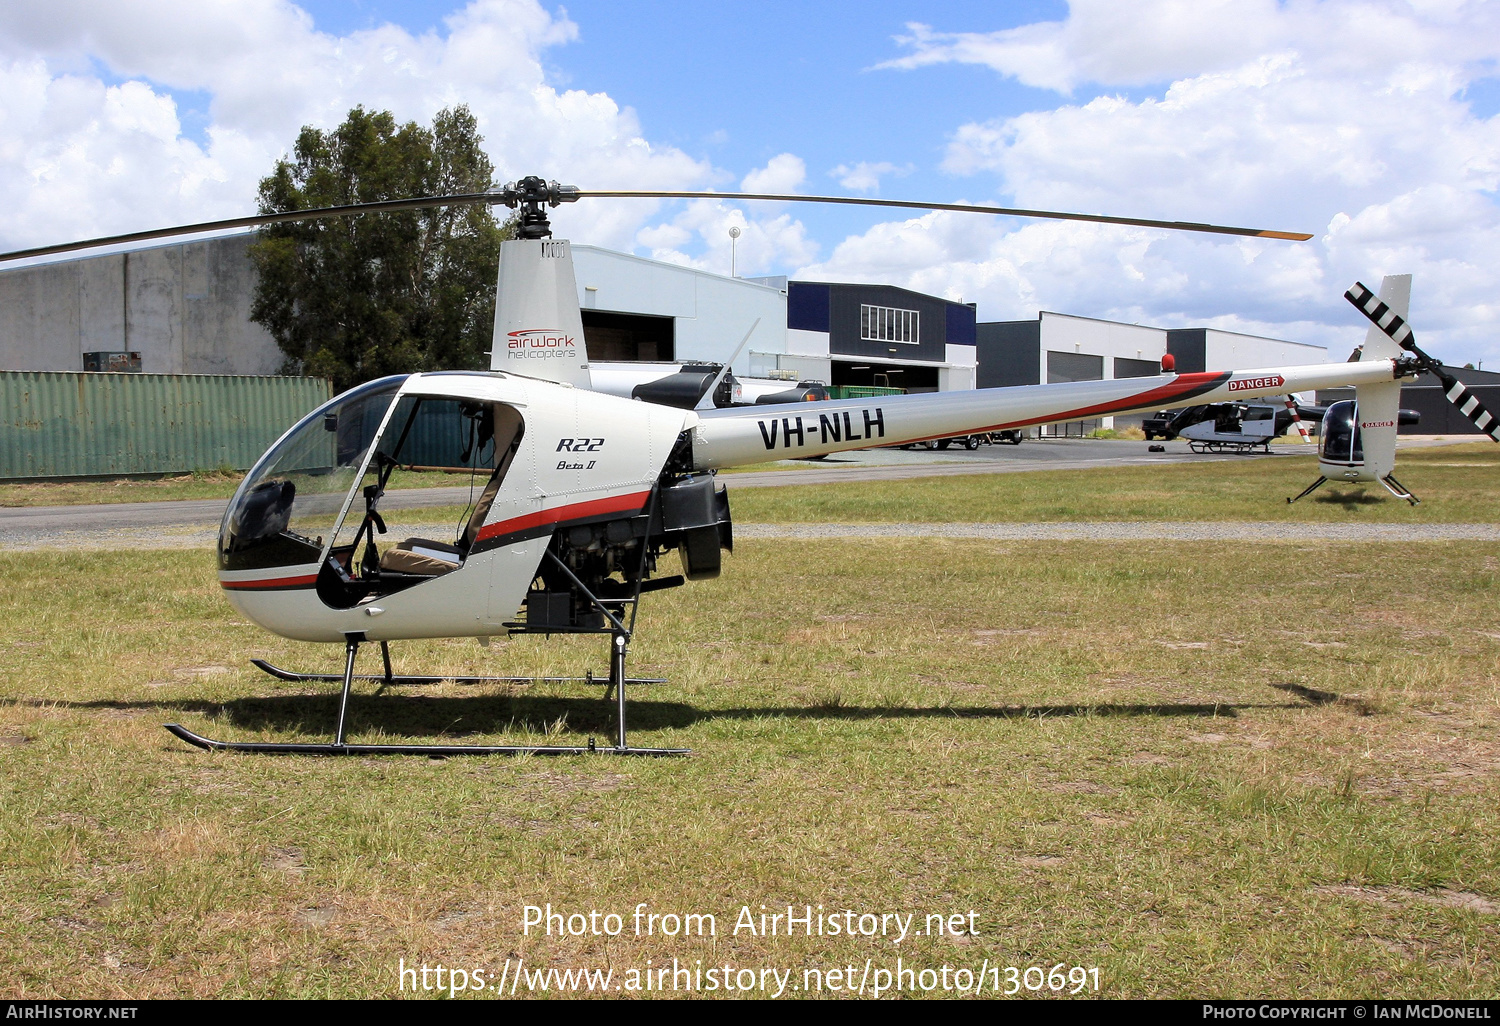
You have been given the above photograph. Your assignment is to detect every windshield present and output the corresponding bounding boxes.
[219,376,405,571]
[1321,399,1363,464]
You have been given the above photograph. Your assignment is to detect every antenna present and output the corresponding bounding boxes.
[728,225,741,277]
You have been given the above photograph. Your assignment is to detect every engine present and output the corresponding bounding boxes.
[524,472,733,631]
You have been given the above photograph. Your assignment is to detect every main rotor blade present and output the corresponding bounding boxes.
[581,190,1314,241]
[0,191,504,263]
[1345,281,1500,441]
[1,180,1312,264]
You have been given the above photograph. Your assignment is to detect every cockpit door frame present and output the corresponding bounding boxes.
[316,387,410,570]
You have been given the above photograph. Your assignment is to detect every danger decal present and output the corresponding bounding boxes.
[1228,375,1285,392]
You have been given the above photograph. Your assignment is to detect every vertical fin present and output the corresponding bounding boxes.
[491,238,591,388]
[1350,275,1410,480]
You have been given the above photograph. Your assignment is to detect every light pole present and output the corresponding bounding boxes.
[728,225,741,277]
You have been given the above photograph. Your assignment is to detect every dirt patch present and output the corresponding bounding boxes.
[298,906,338,927]
[48,915,97,932]
[1049,780,1120,795]
[1312,884,1500,915]
[265,846,306,875]
[521,771,632,793]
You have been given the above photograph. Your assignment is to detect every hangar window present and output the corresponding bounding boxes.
[1047,351,1104,383]
[861,305,919,344]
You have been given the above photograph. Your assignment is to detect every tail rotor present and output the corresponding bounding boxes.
[1344,281,1500,441]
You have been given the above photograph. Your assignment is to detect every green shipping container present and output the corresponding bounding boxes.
[0,372,332,480]
[825,385,906,400]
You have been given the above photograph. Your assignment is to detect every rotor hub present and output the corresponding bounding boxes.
[496,176,581,239]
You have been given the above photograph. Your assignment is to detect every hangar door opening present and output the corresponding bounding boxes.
[832,361,939,393]
[581,311,674,362]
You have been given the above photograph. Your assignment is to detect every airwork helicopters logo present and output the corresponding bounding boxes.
[507,329,579,358]
[1228,374,1284,392]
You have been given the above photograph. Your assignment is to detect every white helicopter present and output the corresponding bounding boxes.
[7,178,1493,757]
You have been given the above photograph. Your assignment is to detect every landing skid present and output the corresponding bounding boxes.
[1189,439,1271,454]
[1380,472,1420,505]
[1287,473,1420,505]
[1287,475,1327,503]
[170,619,684,756]
[164,723,687,757]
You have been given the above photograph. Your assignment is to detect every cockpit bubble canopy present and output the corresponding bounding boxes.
[219,375,406,571]
[1321,399,1364,466]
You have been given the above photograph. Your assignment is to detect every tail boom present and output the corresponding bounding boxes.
[690,360,1401,469]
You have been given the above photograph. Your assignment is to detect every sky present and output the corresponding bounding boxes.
[1,0,1498,363]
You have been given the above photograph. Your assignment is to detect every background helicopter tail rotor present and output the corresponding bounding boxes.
[1345,281,1500,442]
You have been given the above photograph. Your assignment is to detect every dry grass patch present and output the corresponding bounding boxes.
[1,536,1499,997]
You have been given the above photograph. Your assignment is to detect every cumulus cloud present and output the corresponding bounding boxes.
[0,0,711,254]
[740,153,806,194]
[828,0,1500,364]
[829,161,913,193]
[636,197,817,277]
[878,0,1499,96]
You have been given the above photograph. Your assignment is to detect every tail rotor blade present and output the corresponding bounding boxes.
[1432,365,1500,441]
[1345,281,1499,442]
[1282,395,1313,443]
[1344,282,1415,348]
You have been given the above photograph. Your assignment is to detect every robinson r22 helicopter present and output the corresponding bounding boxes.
[7,179,1494,757]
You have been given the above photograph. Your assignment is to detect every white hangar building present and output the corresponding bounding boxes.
[977,311,1329,431]
[571,245,979,394]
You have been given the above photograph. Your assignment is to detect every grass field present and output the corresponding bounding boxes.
[730,441,1500,524]
[1,456,1498,999]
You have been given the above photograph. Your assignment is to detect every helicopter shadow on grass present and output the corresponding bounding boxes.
[1314,489,1387,510]
[25,687,1336,741]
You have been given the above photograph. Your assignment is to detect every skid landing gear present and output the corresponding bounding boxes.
[165,633,687,758]
[1287,475,1328,503]
[1287,473,1419,505]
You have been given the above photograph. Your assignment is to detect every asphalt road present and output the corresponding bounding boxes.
[0,437,1467,550]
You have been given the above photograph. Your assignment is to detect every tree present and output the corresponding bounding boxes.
[248,105,513,391]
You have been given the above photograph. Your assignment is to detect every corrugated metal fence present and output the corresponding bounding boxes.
[0,372,331,479]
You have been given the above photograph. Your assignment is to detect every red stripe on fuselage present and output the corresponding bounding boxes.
[889,372,1235,446]
[475,490,652,544]
[221,572,318,591]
